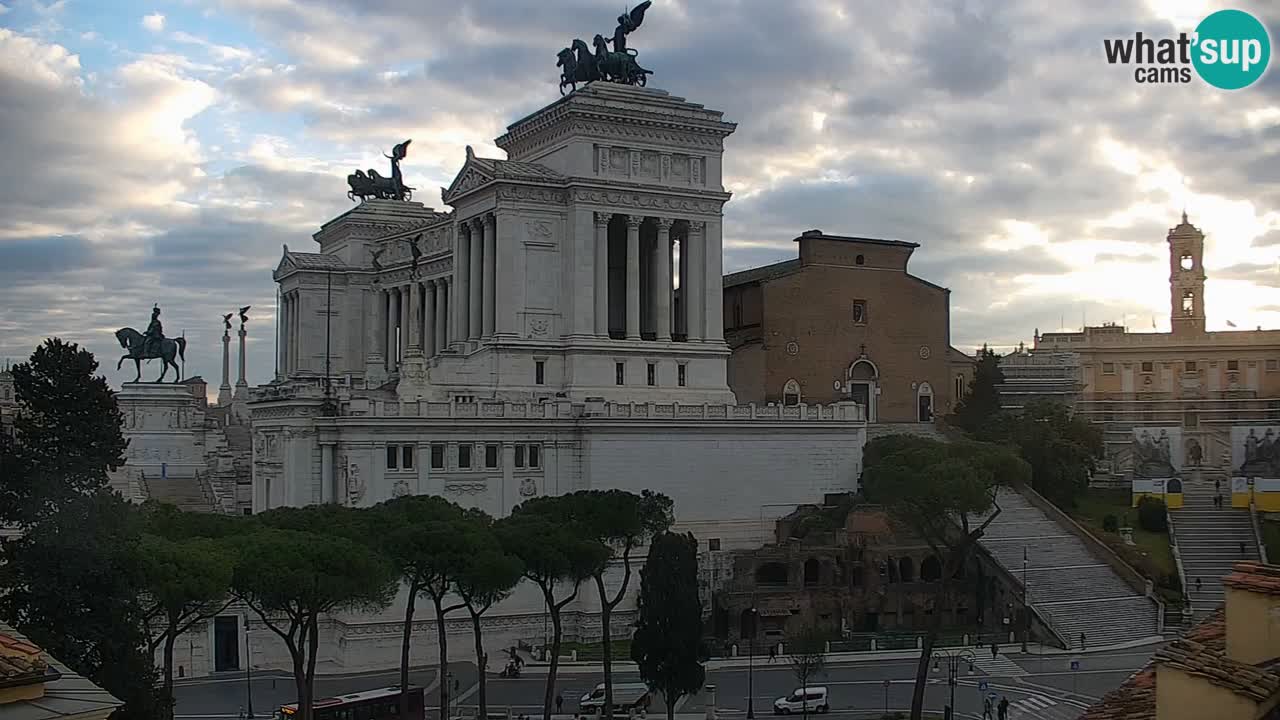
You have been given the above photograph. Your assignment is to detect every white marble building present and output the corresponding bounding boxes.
[205,83,868,677]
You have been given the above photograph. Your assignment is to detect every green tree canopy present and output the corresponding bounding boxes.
[862,434,1029,720]
[1000,399,1103,507]
[231,527,397,720]
[950,345,1005,439]
[455,515,524,720]
[631,532,705,720]
[0,338,127,525]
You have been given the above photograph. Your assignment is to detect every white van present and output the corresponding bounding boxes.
[579,682,652,715]
[773,687,829,714]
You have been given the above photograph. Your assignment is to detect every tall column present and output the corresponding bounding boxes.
[423,280,437,358]
[482,214,497,338]
[655,218,673,341]
[437,278,450,350]
[625,215,642,340]
[594,212,610,336]
[386,288,399,369]
[686,222,705,341]
[320,442,335,504]
[469,218,483,341]
[407,282,422,354]
[219,329,232,404]
[703,220,724,342]
[290,293,300,372]
[399,284,410,361]
[236,323,248,392]
[277,297,287,377]
[677,228,689,339]
[455,224,471,343]
[365,287,385,377]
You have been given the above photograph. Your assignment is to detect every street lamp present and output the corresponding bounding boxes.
[244,615,255,719]
[746,606,759,719]
[930,648,975,720]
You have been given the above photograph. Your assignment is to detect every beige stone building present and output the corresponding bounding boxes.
[1029,214,1280,472]
[723,230,972,423]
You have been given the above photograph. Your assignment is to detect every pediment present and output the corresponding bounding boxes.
[443,154,496,202]
[274,245,296,276]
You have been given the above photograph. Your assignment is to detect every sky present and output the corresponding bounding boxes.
[0,0,1278,395]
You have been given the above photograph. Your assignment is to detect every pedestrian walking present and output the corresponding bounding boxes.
[998,696,1010,720]
[1079,632,1087,651]
[1196,577,1203,593]
[768,644,777,663]
[983,696,994,719]
[1241,541,1248,556]
[990,641,999,660]
[1215,478,1222,492]
[556,692,564,714]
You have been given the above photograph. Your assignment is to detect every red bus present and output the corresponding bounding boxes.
[277,686,425,720]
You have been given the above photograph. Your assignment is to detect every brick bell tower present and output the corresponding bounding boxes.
[1168,211,1206,336]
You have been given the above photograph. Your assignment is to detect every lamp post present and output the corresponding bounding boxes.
[930,648,975,720]
[244,615,255,719]
[1021,545,1029,653]
[746,606,758,719]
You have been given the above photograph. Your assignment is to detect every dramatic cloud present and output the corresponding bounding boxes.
[0,0,1278,394]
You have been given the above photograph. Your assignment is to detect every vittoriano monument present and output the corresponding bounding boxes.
[347,139,414,202]
[557,1,653,94]
[115,305,187,383]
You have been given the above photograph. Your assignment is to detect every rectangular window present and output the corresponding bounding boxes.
[515,445,526,468]
[402,445,414,470]
[647,363,656,386]
[485,444,499,469]
[535,360,545,385]
[386,445,398,470]
[615,362,625,385]
[1141,361,1153,373]
[852,300,868,325]
[678,364,687,387]
[458,444,472,469]
[1185,361,1197,372]
[1102,362,1115,375]
[1267,359,1278,371]
[1228,359,1239,371]
[709,538,721,551]
[430,444,445,469]
[528,444,540,468]
[242,507,252,516]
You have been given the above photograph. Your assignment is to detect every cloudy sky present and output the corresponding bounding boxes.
[0,0,1278,393]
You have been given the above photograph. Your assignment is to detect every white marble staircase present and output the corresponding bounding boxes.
[142,470,216,512]
[1170,478,1260,619]
[977,488,1161,648]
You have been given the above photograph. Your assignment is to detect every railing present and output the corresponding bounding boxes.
[344,398,866,423]
[1250,496,1268,565]
[1167,507,1192,620]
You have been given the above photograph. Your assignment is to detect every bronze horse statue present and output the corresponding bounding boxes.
[115,327,186,383]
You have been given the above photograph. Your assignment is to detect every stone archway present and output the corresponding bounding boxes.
[847,359,879,422]
[783,378,802,407]
[917,381,934,422]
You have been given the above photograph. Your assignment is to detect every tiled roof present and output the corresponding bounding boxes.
[0,632,47,683]
[1079,664,1156,720]
[287,252,347,270]
[722,259,801,288]
[0,622,121,718]
[471,157,565,182]
[1224,562,1280,596]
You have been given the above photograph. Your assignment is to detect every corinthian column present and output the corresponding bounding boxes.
[686,222,705,341]
[625,215,642,340]
[482,214,496,339]
[436,278,450,351]
[455,223,470,344]
[655,218,673,342]
[594,212,611,337]
[469,217,483,342]
[423,279,436,358]
[218,327,232,405]
[407,281,422,354]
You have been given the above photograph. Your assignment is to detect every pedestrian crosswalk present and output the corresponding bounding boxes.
[1009,693,1077,719]
[971,653,1028,678]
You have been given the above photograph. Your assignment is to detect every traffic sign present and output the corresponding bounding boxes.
[1070,660,1081,671]
[977,681,989,692]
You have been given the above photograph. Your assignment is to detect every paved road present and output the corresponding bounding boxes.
[174,647,1156,720]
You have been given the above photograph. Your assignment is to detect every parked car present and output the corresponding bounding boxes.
[579,682,652,715]
[773,687,829,714]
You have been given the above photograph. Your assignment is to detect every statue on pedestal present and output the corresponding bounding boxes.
[557,1,653,94]
[115,305,187,383]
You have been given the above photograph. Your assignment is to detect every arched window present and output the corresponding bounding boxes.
[921,556,942,582]
[917,382,934,422]
[804,558,820,586]
[855,254,865,266]
[756,562,788,586]
[898,557,914,582]
[783,379,802,407]
[954,374,965,402]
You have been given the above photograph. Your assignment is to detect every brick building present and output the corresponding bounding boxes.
[723,230,972,423]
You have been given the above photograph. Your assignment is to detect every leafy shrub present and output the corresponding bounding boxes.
[1102,514,1119,533]
[1137,496,1168,533]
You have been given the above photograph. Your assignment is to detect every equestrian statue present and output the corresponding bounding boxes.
[558,1,653,95]
[348,139,415,202]
[115,305,187,383]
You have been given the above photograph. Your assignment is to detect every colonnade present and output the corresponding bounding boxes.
[372,276,453,372]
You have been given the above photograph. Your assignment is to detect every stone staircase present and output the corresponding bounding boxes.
[977,488,1161,648]
[1170,478,1260,619]
[142,470,217,512]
